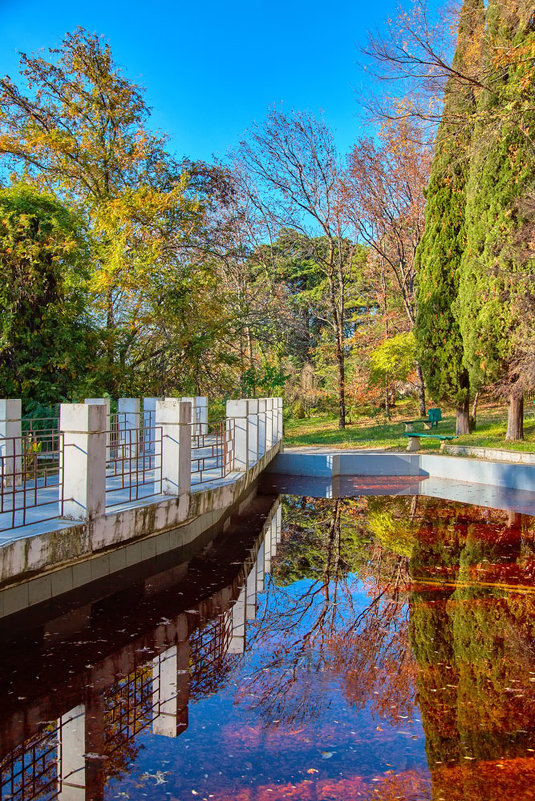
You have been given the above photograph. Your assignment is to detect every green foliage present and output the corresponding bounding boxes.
[369,331,416,387]
[414,0,484,407]
[0,184,95,403]
[457,2,535,392]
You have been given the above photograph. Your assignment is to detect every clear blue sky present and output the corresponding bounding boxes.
[1,0,444,163]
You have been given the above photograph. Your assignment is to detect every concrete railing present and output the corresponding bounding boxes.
[0,396,283,530]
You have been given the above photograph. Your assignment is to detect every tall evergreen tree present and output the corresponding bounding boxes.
[415,0,484,435]
[457,0,535,440]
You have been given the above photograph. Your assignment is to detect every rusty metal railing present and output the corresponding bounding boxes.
[190,419,235,485]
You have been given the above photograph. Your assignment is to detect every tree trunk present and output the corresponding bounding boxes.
[336,340,346,429]
[384,381,390,420]
[471,391,479,420]
[456,395,470,435]
[415,362,426,416]
[505,393,524,441]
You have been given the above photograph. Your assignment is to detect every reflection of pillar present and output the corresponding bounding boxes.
[256,540,265,592]
[228,584,247,654]
[152,646,178,737]
[275,502,282,544]
[58,704,86,800]
[246,561,257,620]
[265,521,272,573]
[84,693,106,801]
[176,640,190,734]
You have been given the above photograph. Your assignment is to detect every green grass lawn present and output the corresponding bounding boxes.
[284,406,535,453]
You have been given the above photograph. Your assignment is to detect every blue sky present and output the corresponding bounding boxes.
[1,0,443,163]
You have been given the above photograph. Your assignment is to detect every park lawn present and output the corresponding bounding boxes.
[284,404,535,453]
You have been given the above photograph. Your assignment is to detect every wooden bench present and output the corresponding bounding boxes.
[402,432,457,452]
[404,407,442,431]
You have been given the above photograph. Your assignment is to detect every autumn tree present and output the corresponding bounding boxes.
[238,109,355,428]
[457,0,535,440]
[0,28,207,395]
[414,0,485,436]
[344,117,431,415]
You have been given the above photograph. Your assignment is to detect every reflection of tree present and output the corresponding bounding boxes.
[238,496,419,726]
[408,506,535,800]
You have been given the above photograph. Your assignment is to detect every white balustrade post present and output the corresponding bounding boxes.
[156,399,191,496]
[247,399,259,466]
[58,705,86,800]
[265,398,274,450]
[118,397,140,457]
[85,398,111,460]
[275,397,283,442]
[196,396,208,435]
[0,399,22,487]
[181,397,196,434]
[60,404,106,521]
[258,398,266,458]
[226,399,249,471]
[143,397,158,455]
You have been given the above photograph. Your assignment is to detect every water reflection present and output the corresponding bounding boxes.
[2,494,535,800]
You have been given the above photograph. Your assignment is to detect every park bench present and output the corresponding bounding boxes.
[402,432,457,452]
[404,407,442,431]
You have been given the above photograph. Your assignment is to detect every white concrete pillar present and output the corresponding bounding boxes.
[180,397,195,435]
[152,646,178,737]
[247,399,259,466]
[228,584,247,654]
[246,559,257,620]
[265,398,274,450]
[58,704,86,800]
[60,404,106,521]
[0,398,22,487]
[143,398,158,455]
[226,399,249,471]
[85,398,111,460]
[196,396,208,435]
[275,397,283,442]
[258,398,266,458]
[156,399,191,496]
[256,539,265,592]
[118,397,140,457]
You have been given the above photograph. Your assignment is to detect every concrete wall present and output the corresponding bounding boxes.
[267,451,535,492]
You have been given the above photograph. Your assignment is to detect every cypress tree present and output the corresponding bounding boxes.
[457,0,535,440]
[415,0,484,435]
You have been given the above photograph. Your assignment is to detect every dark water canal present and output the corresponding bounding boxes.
[2,488,535,801]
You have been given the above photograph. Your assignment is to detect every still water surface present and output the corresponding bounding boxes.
[2,492,535,801]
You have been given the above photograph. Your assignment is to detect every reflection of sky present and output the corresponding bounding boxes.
[105,574,428,800]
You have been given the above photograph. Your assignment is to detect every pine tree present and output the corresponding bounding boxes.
[415,0,484,435]
[457,0,535,440]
